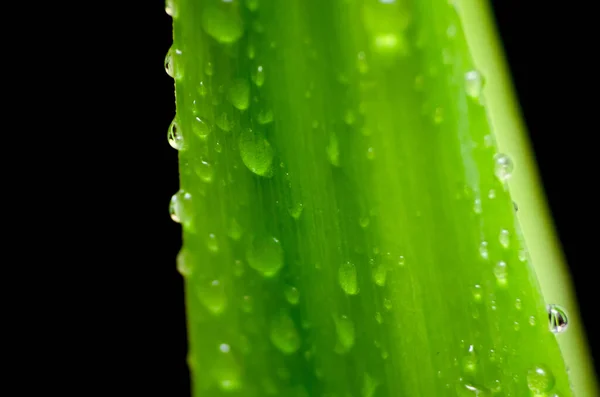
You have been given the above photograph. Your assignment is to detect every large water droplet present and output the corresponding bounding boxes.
[494,260,508,287]
[547,304,568,333]
[195,160,214,183]
[527,365,555,393]
[169,190,193,225]
[246,236,284,277]
[285,285,300,305]
[198,279,227,315]
[239,129,274,177]
[202,5,244,44]
[465,70,484,99]
[192,116,211,140]
[168,118,185,150]
[338,262,358,295]
[270,311,300,354]
[494,153,514,182]
[213,343,242,391]
[228,79,250,110]
[334,315,355,353]
[165,0,177,17]
[462,344,479,373]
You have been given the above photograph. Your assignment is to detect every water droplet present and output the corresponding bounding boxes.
[213,343,241,391]
[202,5,244,44]
[207,233,219,252]
[198,279,227,315]
[433,107,444,124]
[246,236,284,277]
[169,190,193,225]
[483,134,494,148]
[383,298,392,310]
[360,216,370,228]
[473,198,482,214]
[518,248,528,262]
[228,219,243,241]
[285,285,300,305]
[357,51,369,74]
[192,117,211,140]
[472,284,483,302]
[327,135,340,167]
[168,118,185,150]
[252,65,265,87]
[479,241,489,260]
[465,70,484,99]
[256,108,274,124]
[488,189,496,199]
[165,0,177,17]
[462,344,479,373]
[239,129,274,177]
[334,315,355,353]
[494,260,508,286]
[499,229,510,248]
[494,153,514,182]
[164,46,182,79]
[372,264,386,286]
[216,112,233,132]
[228,79,250,110]
[270,311,300,354]
[529,316,536,326]
[338,262,358,295]
[490,380,502,394]
[344,110,356,125]
[176,248,193,277]
[194,160,214,183]
[366,147,376,160]
[547,304,568,333]
[374,33,401,52]
[515,298,522,310]
[397,255,406,266]
[375,312,383,324]
[527,365,555,393]
[460,383,490,396]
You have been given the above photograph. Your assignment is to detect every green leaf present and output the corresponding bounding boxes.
[167,0,597,396]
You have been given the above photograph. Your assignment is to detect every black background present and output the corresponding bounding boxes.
[131,1,598,395]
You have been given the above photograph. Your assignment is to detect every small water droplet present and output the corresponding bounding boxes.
[165,0,177,17]
[198,279,227,315]
[202,4,244,44]
[529,316,537,326]
[168,118,185,150]
[228,79,250,110]
[239,129,274,177]
[288,202,303,219]
[270,310,301,354]
[176,248,193,277]
[518,248,528,262]
[256,108,274,124]
[483,134,494,148]
[462,344,479,373]
[494,153,514,182]
[360,216,370,228]
[193,117,211,140]
[164,46,182,78]
[547,304,568,333]
[252,65,265,87]
[338,262,358,295]
[490,380,502,394]
[513,321,520,331]
[207,233,219,252]
[216,112,232,131]
[473,198,482,214]
[488,349,497,362]
[383,298,392,310]
[327,135,340,167]
[527,365,555,393]
[366,147,376,160]
[213,343,241,391]
[460,383,490,396]
[465,70,484,99]
[479,241,489,260]
[246,236,284,277]
[169,190,193,225]
[515,298,522,310]
[433,107,444,124]
[494,260,508,286]
[375,312,383,324]
[397,255,406,267]
[488,189,496,199]
[472,284,483,302]
[499,229,510,248]
[334,315,355,353]
[372,264,386,286]
[285,285,300,305]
